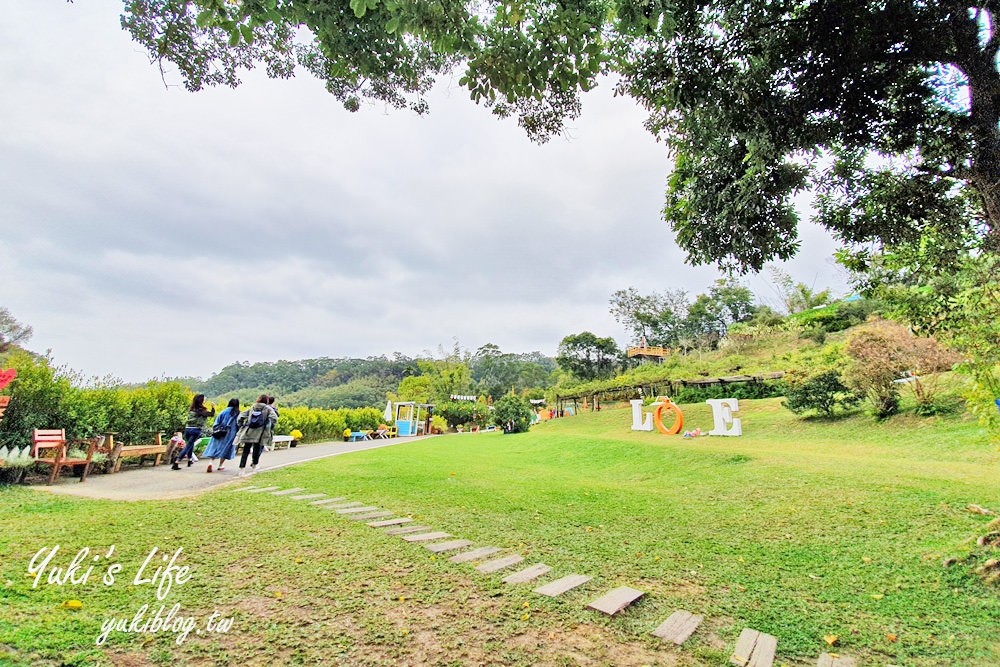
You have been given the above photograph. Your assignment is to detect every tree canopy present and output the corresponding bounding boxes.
[122,1,1000,271]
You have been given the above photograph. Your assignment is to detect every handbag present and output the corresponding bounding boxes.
[211,413,232,439]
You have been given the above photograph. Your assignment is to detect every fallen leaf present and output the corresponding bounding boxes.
[548,632,555,640]
[862,556,872,564]
[521,613,529,621]
[399,596,406,602]
[823,634,838,646]
[62,600,83,611]
[274,590,282,599]
[294,557,304,564]
[522,602,530,608]
[871,593,884,600]
[886,633,898,643]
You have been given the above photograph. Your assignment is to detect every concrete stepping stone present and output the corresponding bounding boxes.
[503,563,551,584]
[533,574,592,597]
[309,497,347,506]
[234,485,261,492]
[449,546,502,563]
[368,517,413,527]
[817,654,856,667]
[322,501,364,510]
[348,511,394,521]
[730,628,778,667]
[652,610,703,645]
[289,493,327,501]
[271,487,305,496]
[384,525,432,535]
[475,554,524,573]
[586,587,645,616]
[335,505,380,514]
[425,539,473,553]
[244,486,282,493]
[401,531,451,542]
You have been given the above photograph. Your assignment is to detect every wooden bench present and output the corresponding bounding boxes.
[32,429,103,484]
[110,433,168,472]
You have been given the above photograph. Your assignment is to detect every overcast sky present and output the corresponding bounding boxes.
[0,1,848,382]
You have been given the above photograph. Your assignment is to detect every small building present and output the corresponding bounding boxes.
[394,402,434,437]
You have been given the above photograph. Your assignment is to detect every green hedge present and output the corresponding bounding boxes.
[0,351,188,448]
[271,405,385,442]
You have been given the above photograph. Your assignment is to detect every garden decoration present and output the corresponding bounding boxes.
[630,397,685,434]
[706,398,742,436]
[629,399,654,431]
[653,397,684,435]
[0,368,15,422]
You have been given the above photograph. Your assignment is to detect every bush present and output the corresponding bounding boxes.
[791,298,883,333]
[493,395,532,434]
[671,380,785,404]
[844,320,959,419]
[783,370,860,417]
[436,400,474,429]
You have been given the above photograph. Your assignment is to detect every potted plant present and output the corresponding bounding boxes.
[290,429,303,447]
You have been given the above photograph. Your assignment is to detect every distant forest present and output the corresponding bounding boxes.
[179,346,558,410]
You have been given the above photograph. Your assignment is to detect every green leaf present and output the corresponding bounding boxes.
[385,16,400,33]
[195,10,214,29]
[228,30,240,47]
[350,0,367,18]
[239,24,253,45]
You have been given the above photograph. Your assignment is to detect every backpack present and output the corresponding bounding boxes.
[247,405,268,429]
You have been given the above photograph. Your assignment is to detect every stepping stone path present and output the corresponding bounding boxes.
[271,487,305,496]
[349,511,393,521]
[385,525,433,535]
[368,517,412,527]
[730,628,777,667]
[402,531,451,542]
[449,546,501,563]
[234,485,261,492]
[533,574,592,597]
[335,505,379,514]
[502,563,551,584]
[652,610,703,645]
[475,554,524,573]
[817,654,856,667]
[425,539,472,553]
[587,587,645,616]
[310,497,346,505]
[289,493,327,501]
[265,486,798,665]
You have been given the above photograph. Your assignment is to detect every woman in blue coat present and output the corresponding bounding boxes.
[204,398,240,473]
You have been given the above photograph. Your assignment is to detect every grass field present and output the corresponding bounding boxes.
[2,398,999,666]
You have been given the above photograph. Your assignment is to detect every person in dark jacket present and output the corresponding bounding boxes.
[172,394,215,470]
[236,394,276,477]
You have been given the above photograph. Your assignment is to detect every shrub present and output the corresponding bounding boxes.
[783,370,860,417]
[436,401,474,429]
[493,395,532,434]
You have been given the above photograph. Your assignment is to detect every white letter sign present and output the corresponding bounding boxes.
[706,398,742,436]
[630,399,653,431]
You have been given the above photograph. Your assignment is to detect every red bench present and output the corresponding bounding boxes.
[32,429,102,484]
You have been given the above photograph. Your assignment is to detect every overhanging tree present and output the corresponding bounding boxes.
[122,1,999,268]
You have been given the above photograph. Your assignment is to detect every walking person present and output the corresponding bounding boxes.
[203,398,240,473]
[173,394,216,470]
[236,394,275,477]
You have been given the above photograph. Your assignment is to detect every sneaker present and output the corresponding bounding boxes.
[237,468,245,477]
[206,464,213,473]
[191,454,199,463]
[187,459,193,467]
[248,465,257,476]
[171,463,180,470]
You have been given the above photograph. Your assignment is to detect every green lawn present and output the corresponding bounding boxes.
[2,399,999,666]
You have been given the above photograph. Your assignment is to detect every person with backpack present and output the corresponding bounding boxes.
[236,394,276,477]
[203,398,240,473]
[173,394,216,470]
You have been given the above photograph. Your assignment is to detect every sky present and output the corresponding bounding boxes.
[0,1,848,383]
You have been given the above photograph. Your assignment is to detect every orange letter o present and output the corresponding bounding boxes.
[653,398,684,435]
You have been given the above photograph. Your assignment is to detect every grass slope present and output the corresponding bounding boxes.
[2,399,998,666]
